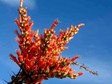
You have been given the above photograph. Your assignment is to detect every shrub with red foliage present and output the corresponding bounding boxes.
[9,0,85,84]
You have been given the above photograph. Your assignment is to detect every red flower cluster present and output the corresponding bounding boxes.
[10,0,84,84]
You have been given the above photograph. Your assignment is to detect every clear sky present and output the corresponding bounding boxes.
[0,0,112,84]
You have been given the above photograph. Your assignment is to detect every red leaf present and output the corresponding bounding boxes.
[10,54,20,66]
[71,56,80,61]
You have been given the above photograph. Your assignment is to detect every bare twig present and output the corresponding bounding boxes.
[72,62,98,75]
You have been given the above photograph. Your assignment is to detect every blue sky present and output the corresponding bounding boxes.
[0,0,112,84]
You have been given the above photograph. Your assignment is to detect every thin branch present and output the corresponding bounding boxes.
[8,69,22,84]
[72,62,98,75]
